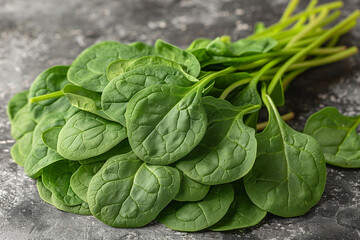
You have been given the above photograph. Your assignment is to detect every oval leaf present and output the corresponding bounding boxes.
[304,107,360,168]
[125,84,207,165]
[87,152,181,228]
[157,184,234,232]
[57,111,127,160]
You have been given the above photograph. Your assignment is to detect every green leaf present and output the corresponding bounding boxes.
[228,38,278,57]
[87,152,181,228]
[67,41,152,92]
[176,97,259,185]
[270,79,285,106]
[10,132,33,167]
[41,126,62,152]
[155,39,201,77]
[62,84,113,120]
[174,172,210,202]
[70,162,105,202]
[36,178,91,215]
[304,107,360,168]
[106,55,186,81]
[10,104,37,140]
[24,113,67,178]
[186,38,212,51]
[126,84,207,165]
[244,88,327,217]
[206,37,277,58]
[209,181,266,231]
[42,160,83,206]
[102,65,196,126]
[157,184,234,232]
[57,111,127,160]
[78,139,131,165]
[28,66,75,121]
[7,90,29,122]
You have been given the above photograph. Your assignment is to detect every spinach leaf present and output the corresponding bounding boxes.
[157,184,234,232]
[28,66,74,121]
[244,86,327,217]
[174,172,210,202]
[24,113,67,178]
[155,39,201,77]
[106,55,186,81]
[87,152,181,227]
[209,181,266,231]
[62,84,114,121]
[176,97,259,185]
[10,104,37,140]
[42,160,83,206]
[10,131,33,167]
[41,126,62,151]
[67,41,152,92]
[70,162,104,202]
[7,90,29,122]
[78,139,131,165]
[304,107,360,168]
[102,65,197,126]
[186,38,212,51]
[126,84,207,165]
[206,37,277,57]
[57,111,127,160]
[37,178,91,215]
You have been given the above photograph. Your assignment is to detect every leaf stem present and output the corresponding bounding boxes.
[29,91,65,103]
[267,10,360,95]
[280,0,300,22]
[248,1,343,40]
[257,112,295,131]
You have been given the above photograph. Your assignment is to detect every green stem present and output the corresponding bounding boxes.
[286,8,329,48]
[219,78,251,99]
[293,0,318,28]
[257,112,295,131]
[282,46,358,89]
[248,1,343,40]
[290,47,358,69]
[198,67,236,88]
[280,0,300,22]
[267,10,360,95]
[29,91,65,103]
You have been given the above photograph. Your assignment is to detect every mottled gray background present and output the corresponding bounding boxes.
[0,0,360,239]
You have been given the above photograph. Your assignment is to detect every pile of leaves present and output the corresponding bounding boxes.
[7,0,360,232]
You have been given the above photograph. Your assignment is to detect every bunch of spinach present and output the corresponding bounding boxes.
[7,0,360,232]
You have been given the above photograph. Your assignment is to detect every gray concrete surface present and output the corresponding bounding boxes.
[0,0,359,239]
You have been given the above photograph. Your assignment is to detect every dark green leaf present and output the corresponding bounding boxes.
[157,184,234,232]
[304,107,360,168]
[155,39,201,77]
[126,84,207,165]
[176,97,259,185]
[36,178,91,215]
[42,160,83,206]
[244,90,327,217]
[7,90,29,122]
[70,162,105,202]
[102,65,197,125]
[28,66,74,121]
[41,126,62,152]
[67,41,152,92]
[57,111,127,160]
[87,152,180,227]
[174,172,210,202]
[209,181,266,231]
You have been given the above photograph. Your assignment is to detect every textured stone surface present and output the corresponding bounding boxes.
[0,0,359,239]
